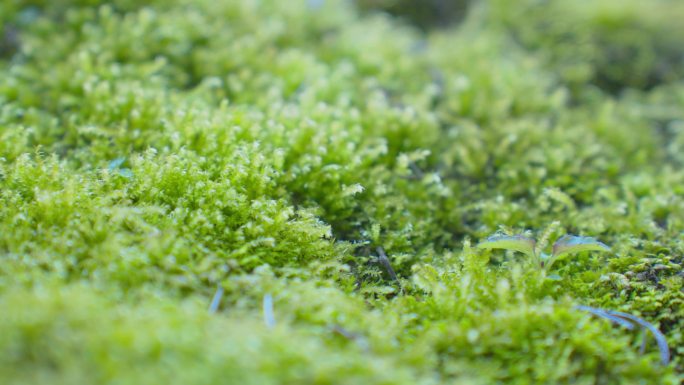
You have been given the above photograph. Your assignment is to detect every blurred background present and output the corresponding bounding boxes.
[358,0,684,93]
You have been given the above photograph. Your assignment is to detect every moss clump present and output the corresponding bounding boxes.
[486,0,684,93]
[357,0,470,29]
[0,0,683,384]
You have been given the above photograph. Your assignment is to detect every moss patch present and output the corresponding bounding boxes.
[0,0,683,383]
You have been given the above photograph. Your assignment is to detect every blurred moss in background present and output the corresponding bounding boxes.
[357,0,471,29]
[360,0,684,93]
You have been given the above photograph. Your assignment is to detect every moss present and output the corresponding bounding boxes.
[486,0,684,93]
[0,0,683,383]
[357,0,470,30]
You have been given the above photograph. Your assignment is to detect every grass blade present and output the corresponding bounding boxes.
[575,305,670,365]
[607,311,670,365]
[575,305,636,330]
[263,293,276,329]
[208,285,224,314]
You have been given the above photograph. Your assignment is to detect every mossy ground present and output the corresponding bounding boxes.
[1,1,683,384]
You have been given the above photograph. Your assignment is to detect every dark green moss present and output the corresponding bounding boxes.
[357,0,470,30]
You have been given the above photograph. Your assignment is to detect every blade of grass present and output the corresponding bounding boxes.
[263,293,276,329]
[208,285,224,314]
[607,310,670,365]
[575,305,636,330]
[575,305,670,365]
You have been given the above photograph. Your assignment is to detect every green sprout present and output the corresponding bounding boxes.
[476,232,611,271]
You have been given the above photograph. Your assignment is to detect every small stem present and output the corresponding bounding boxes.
[376,247,403,293]
[208,285,224,314]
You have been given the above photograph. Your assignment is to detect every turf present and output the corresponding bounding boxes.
[0,1,683,384]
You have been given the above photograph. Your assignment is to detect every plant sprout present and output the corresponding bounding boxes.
[476,233,611,271]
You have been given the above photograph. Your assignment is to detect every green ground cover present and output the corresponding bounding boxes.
[0,0,683,383]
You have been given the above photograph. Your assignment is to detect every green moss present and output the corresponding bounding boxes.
[0,0,683,383]
[357,0,470,30]
[486,0,684,93]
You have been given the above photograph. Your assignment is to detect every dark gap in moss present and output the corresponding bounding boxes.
[357,0,471,30]
[0,25,20,59]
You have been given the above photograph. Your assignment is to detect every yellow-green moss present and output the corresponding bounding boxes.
[0,0,683,383]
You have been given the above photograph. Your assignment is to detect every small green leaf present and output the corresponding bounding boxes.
[552,235,611,259]
[476,234,536,259]
[108,157,126,170]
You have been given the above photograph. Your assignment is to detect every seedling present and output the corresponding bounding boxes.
[476,232,611,271]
